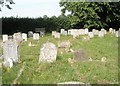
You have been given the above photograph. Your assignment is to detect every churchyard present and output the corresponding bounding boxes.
[1,28,119,84]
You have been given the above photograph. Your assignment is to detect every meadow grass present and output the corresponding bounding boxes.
[2,33,119,84]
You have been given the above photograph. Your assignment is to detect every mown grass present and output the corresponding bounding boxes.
[2,33,119,84]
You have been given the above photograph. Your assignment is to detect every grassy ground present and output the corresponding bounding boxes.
[2,33,119,84]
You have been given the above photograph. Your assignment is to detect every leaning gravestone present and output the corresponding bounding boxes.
[88,32,94,38]
[13,32,23,45]
[22,33,27,41]
[28,31,33,38]
[2,34,8,42]
[39,42,57,63]
[33,33,39,40]
[3,40,20,66]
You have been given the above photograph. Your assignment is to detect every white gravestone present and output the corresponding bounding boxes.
[39,42,57,63]
[88,32,94,38]
[22,33,27,41]
[85,28,89,34]
[98,31,104,37]
[109,28,113,33]
[52,31,56,37]
[92,29,99,35]
[60,29,65,34]
[62,31,67,35]
[115,31,120,37]
[2,34,8,42]
[3,40,20,64]
[54,32,60,39]
[13,32,23,44]
[33,33,39,40]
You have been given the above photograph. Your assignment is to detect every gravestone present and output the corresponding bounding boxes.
[54,32,60,39]
[3,40,20,64]
[101,29,106,34]
[3,58,13,68]
[79,29,85,35]
[40,31,45,37]
[58,40,71,48]
[68,29,72,35]
[62,31,67,35]
[52,31,56,37]
[33,33,39,40]
[85,28,89,34]
[98,31,104,37]
[13,32,23,45]
[92,29,99,35]
[28,31,33,38]
[2,34,8,42]
[60,29,65,34]
[39,42,57,63]
[109,28,113,33]
[22,33,27,41]
[88,32,94,38]
[115,31,120,37]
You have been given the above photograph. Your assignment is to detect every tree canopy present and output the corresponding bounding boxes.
[59,1,120,29]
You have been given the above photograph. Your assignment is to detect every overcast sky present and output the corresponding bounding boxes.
[0,0,62,18]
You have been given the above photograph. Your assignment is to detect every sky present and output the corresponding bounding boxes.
[0,0,62,18]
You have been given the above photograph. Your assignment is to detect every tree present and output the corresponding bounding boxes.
[59,1,120,29]
[0,0,15,11]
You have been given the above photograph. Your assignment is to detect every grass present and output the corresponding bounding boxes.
[2,33,119,84]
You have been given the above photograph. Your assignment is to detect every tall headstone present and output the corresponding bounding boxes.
[2,34,8,42]
[22,33,27,41]
[88,32,94,38]
[28,31,33,38]
[33,33,39,40]
[3,40,20,64]
[39,42,57,63]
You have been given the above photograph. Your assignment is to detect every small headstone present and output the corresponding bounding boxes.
[28,31,33,38]
[115,31,120,37]
[60,29,65,34]
[109,28,113,33]
[13,32,23,45]
[40,31,45,37]
[39,42,57,62]
[68,29,72,35]
[2,34,8,42]
[79,29,85,35]
[62,31,67,36]
[58,40,71,48]
[33,33,39,40]
[98,31,104,37]
[22,33,27,41]
[54,32,60,39]
[85,28,89,34]
[3,40,20,64]
[52,31,56,37]
[92,29,99,35]
[88,32,94,38]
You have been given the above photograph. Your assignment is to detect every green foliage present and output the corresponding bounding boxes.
[59,2,120,29]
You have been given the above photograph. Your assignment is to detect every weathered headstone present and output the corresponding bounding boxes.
[22,33,27,41]
[13,32,23,44]
[3,40,20,64]
[88,32,94,38]
[39,42,57,62]
[58,40,71,48]
[2,34,8,42]
[98,31,104,37]
[33,33,39,40]
[28,31,33,38]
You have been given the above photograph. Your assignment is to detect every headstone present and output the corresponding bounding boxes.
[39,42,57,62]
[79,29,85,35]
[101,29,106,34]
[33,33,39,40]
[40,31,45,37]
[2,34,8,42]
[92,29,99,35]
[58,40,71,48]
[98,31,104,37]
[115,31,120,37]
[85,28,89,34]
[3,40,20,64]
[62,31,67,36]
[68,29,72,35]
[60,29,65,34]
[13,32,23,44]
[28,31,33,38]
[88,32,94,38]
[52,31,56,37]
[109,28,113,33]
[54,32,60,39]
[22,33,27,41]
